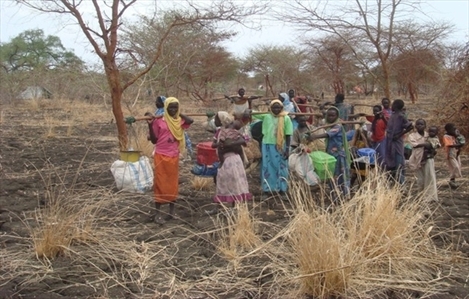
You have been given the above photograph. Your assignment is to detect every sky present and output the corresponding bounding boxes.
[1,0,468,65]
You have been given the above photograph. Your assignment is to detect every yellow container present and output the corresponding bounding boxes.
[120,151,141,162]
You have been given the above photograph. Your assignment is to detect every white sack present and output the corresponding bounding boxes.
[110,156,153,193]
[288,152,320,186]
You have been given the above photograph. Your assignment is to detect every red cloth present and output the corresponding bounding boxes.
[294,96,308,113]
[294,96,314,123]
[372,119,386,142]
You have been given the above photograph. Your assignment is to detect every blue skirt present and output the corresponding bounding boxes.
[261,143,289,192]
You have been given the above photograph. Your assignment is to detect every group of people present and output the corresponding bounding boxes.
[131,89,465,224]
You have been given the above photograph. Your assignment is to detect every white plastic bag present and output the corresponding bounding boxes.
[288,152,320,186]
[110,156,153,193]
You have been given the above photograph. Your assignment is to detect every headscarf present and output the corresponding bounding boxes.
[164,97,185,152]
[270,99,289,152]
[279,92,295,113]
[326,106,351,172]
[155,96,166,116]
[217,111,234,127]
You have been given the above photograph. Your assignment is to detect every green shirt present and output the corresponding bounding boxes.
[253,113,293,145]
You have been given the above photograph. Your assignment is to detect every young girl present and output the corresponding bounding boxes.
[148,97,193,224]
[408,119,440,201]
[308,107,351,200]
[381,98,392,121]
[217,120,246,167]
[369,105,387,167]
[253,100,293,194]
[443,123,466,189]
[207,112,251,215]
[384,99,413,185]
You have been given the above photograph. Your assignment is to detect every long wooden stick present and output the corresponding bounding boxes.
[132,111,324,122]
[309,121,365,133]
[352,103,374,108]
[296,103,318,108]
[134,113,208,122]
[252,111,324,117]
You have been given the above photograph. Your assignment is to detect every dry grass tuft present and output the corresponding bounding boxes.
[191,176,213,191]
[280,173,452,298]
[30,187,103,259]
[42,115,57,138]
[217,203,260,261]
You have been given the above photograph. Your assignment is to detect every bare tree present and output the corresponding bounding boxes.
[305,35,359,95]
[16,0,266,149]
[274,0,430,99]
[123,14,239,102]
[390,20,451,102]
[241,45,309,95]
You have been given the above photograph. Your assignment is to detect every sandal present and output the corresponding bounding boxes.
[205,209,219,216]
[154,216,166,225]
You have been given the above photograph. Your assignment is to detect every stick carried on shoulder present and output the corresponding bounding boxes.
[309,121,365,133]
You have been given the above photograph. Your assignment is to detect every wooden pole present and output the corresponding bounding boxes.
[251,111,323,117]
[297,103,319,108]
[309,121,365,133]
[133,113,209,122]
[131,111,325,122]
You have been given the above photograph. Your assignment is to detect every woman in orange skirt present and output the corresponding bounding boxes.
[148,97,193,224]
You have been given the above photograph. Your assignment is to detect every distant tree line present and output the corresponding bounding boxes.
[2,0,467,149]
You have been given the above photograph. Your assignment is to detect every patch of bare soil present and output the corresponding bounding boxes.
[0,102,468,298]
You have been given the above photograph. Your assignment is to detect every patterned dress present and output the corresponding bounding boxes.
[214,127,251,203]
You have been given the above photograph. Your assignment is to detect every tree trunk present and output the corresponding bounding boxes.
[408,82,417,104]
[105,61,128,151]
[382,64,391,99]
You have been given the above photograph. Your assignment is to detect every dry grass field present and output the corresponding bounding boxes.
[0,96,468,298]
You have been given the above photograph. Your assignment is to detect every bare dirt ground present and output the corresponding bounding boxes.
[0,99,468,298]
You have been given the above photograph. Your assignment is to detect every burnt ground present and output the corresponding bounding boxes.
[0,102,468,298]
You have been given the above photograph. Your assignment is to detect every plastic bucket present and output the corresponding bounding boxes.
[357,148,376,165]
[196,142,218,165]
[309,151,337,181]
[120,151,141,163]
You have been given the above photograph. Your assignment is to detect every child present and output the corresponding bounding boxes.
[384,99,413,185]
[381,98,392,121]
[442,123,466,189]
[148,97,193,224]
[217,119,246,167]
[207,112,251,215]
[291,115,309,150]
[408,119,440,201]
[308,107,351,201]
[369,105,387,167]
[426,126,440,159]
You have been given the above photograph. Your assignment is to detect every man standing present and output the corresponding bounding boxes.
[334,93,353,131]
[224,88,260,117]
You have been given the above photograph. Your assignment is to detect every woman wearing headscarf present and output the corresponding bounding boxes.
[206,111,252,214]
[155,95,166,116]
[308,106,351,201]
[152,95,193,159]
[252,100,293,194]
[148,97,193,224]
[279,92,298,130]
